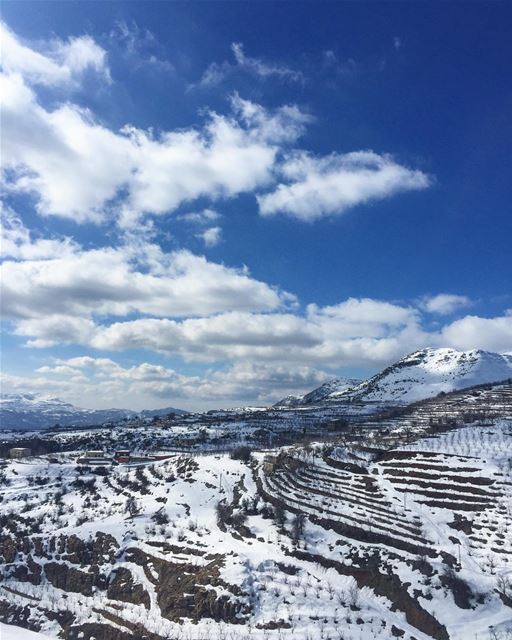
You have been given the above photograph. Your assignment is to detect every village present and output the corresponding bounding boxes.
[5,446,175,466]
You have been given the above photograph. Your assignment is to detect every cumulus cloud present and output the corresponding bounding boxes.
[1,73,135,223]
[15,316,97,349]
[1,218,290,323]
[258,151,431,221]
[0,21,110,87]
[2,358,332,410]
[1,24,429,230]
[10,295,512,371]
[1,70,306,224]
[439,312,512,352]
[3,218,510,367]
[422,293,472,315]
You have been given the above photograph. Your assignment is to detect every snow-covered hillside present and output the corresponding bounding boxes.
[0,393,185,430]
[0,418,511,640]
[275,377,361,406]
[294,348,512,406]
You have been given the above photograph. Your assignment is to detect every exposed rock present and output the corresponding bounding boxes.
[45,562,94,596]
[127,547,249,624]
[107,567,150,609]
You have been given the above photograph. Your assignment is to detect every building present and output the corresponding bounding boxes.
[9,447,32,459]
[114,450,131,463]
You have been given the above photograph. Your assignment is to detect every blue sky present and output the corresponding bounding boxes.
[1,1,511,410]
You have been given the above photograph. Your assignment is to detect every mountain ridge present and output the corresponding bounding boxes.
[275,347,512,407]
[0,393,186,431]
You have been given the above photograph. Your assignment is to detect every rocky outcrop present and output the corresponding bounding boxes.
[107,567,150,609]
[292,549,449,640]
[44,561,94,596]
[64,622,151,640]
[56,532,119,566]
[11,555,42,585]
[126,547,249,624]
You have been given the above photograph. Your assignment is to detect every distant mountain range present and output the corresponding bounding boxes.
[3,349,512,430]
[0,394,186,431]
[276,348,512,407]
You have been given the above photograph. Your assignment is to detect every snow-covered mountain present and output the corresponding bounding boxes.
[0,393,185,430]
[289,348,512,406]
[275,377,361,406]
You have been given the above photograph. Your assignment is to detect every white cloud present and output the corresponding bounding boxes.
[0,21,110,87]
[15,316,97,349]
[1,69,306,224]
[1,24,429,230]
[231,42,304,83]
[1,73,135,223]
[11,297,512,371]
[179,208,221,225]
[1,242,290,324]
[0,212,292,337]
[2,357,332,410]
[439,313,512,352]
[258,151,431,221]
[0,203,78,259]
[6,294,423,367]
[195,61,231,89]
[308,297,417,330]
[231,93,312,144]
[4,221,507,368]
[87,311,317,360]
[196,42,304,88]
[422,293,472,315]
[197,226,222,247]
[4,289,512,407]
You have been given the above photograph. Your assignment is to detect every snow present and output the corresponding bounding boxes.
[1,361,511,639]
[0,392,185,430]
[0,622,55,639]
[1,419,511,639]
[299,348,512,405]
[275,377,361,406]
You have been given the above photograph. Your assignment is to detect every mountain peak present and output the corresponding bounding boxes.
[282,348,512,407]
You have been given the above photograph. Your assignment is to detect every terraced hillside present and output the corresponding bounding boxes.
[361,381,512,436]
[1,418,511,640]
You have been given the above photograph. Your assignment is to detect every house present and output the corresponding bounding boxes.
[76,450,112,466]
[114,450,131,463]
[9,447,32,459]
[84,450,105,458]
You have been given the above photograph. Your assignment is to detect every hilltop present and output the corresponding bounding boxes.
[277,348,512,407]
